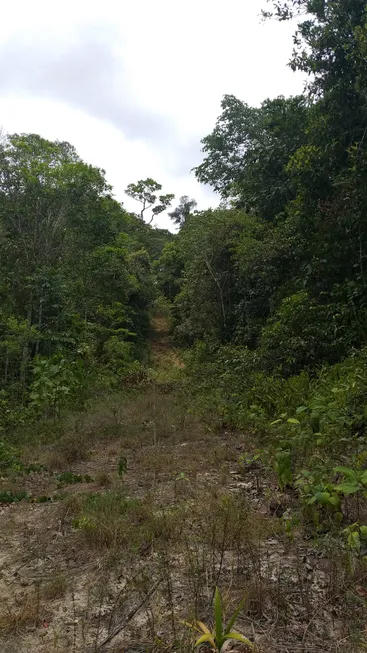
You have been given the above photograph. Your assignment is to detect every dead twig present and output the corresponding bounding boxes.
[93,577,162,651]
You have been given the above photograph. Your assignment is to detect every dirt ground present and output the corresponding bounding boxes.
[0,317,366,653]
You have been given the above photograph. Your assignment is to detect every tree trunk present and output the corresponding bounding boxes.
[204,257,227,330]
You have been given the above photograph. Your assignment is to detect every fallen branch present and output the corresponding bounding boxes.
[94,578,162,651]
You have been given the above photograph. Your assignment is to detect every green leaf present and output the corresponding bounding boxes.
[296,405,308,413]
[348,531,361,551]
[194,633,216,648]
[195,621,212,635]
[224,632,253,648]
[334,466,358,482]
[335,482,360,495]
[314,491,331,506]
[287,417,300,425]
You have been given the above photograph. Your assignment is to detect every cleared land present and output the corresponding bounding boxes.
[0,318,365,652]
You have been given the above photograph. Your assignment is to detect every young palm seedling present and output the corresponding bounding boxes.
[184,587,253,651]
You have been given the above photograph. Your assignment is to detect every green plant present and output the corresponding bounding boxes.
[0,440,23,472]
[333,466,367,497]
[342,523,367,555]
[117,455,127,478]
[56,471,93,487]
[175,471,189,482]
[296,470,341,521]
[282,512,300,540]
[238,450,267,469]
[274,447,293,490]
[174,471,190,498]
[333,466,367,519]
[30,356,82,421]
[270,414,300,427]
[184,587,253,651]
[0,489,28,503]
[238,449,268,492]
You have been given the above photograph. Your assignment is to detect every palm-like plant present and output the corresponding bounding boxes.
[184,587,253,651]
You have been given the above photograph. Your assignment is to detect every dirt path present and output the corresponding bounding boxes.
[150,313,184,374]
[0,316,365,652]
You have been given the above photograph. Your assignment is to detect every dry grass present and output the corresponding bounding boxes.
[41,575,68,601]
[0,590,44,633]
[95,470,112,487]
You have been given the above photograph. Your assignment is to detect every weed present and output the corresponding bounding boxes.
[0,489,28,503]
[41,575,68,600]
[184,587,253,651]
[274,447,293,490]
[117,454,128,478]
[56,471,93,486]
[0,440,23,473]
[71,491,183,554]
[0,590,42,633]
[342,522,367,555]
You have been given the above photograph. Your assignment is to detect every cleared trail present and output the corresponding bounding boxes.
[0,316,363,652]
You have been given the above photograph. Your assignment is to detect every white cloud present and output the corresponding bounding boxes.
[0,0,304,230]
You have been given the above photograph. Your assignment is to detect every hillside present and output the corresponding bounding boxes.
[1,1,367,651]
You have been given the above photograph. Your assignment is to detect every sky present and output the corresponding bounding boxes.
[0,0,304,230]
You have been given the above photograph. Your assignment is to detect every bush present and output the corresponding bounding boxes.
[259,291,343,375]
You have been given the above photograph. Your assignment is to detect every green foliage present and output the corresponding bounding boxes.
[184,587,253,651]
[56,471,93,486]
[342,523,367,555]
[0,489,28,504]
[117,455,128,478]
[169,0,367,384]
[30,356,82,419]
[171,0,367,556]
[333,467,367,497]
[295,470,341,519]
[0,440,22,472]
[0,133,170,426]
[168,196,197,227]
[194,94,307,221]
[274,448,293,490]
[125,178,174,223]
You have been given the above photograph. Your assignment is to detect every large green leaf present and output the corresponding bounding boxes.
[334,467,358,482]
[334,482,360,496]
[225,632,253,648]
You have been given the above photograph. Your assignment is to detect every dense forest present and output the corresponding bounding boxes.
[0,133,174,424]
[158,0,367,490]
[1,1,367,651]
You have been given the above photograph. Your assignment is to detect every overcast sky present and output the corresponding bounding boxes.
[0,0,303,230]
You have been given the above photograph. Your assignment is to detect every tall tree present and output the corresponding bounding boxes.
[168,196,197,227]
[125,178,174,223]
[194,94,308,221]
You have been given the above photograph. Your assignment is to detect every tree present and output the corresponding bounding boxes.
[168,196,197,227]
[124,178,174,223]
[0,133,162,410]
[194,94,308,221]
